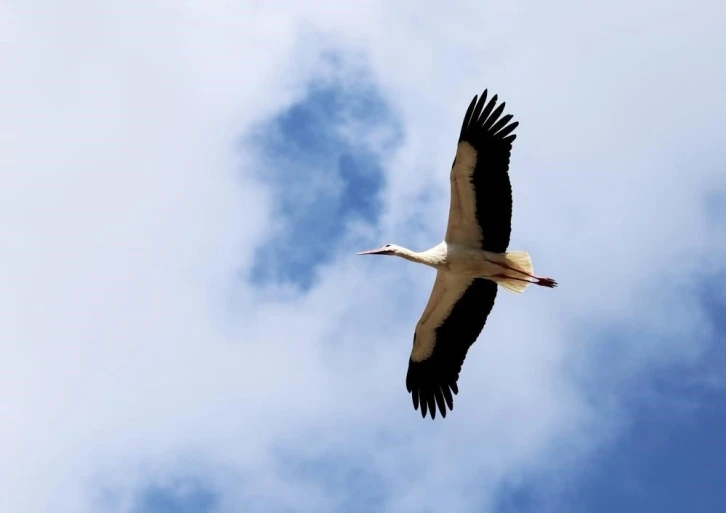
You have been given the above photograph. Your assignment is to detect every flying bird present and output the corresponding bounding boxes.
[357,89,557,420]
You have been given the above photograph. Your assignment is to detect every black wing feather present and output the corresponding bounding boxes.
[459,95,478,139]
[458,90,517,253]
[490,114,514,135]
[405,279,498,419]
[494,121,518,139]
[478,94,498,126]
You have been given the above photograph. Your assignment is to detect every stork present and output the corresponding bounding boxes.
[357,90,557,419]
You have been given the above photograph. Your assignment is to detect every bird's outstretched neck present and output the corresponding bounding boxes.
[395,246,445,268]
[395,247,426,264]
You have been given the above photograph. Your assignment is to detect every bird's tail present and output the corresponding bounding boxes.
[495,250,534,294]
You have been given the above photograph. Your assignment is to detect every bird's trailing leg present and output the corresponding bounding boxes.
[490,251,558,290]
[492,273,557,288]
[535,277,557,288]
[492,251,556,287]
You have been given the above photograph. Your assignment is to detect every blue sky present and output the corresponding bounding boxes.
[132,480,217,513]
[134,58,726,513]
[2,2,726,513]
[131,71,726,513]
[247,76,396,291]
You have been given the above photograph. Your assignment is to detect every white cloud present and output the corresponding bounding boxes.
[1,1,726,512]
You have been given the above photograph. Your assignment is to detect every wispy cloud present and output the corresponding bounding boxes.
[1,1,725,513]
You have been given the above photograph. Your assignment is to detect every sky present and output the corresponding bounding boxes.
[1,1,725,513]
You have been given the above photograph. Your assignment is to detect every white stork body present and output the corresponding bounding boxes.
[358,90,557,419]
[376,242,530,282]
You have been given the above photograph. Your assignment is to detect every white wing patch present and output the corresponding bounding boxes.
[445,141,483,247]
[411,272,475,362]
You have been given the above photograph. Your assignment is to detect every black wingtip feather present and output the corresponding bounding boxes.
[495,121,518,139]
[490,114,513,135]
[481,103,506,131]
[434,389,447,418]
[460,95,478,140]
[428,394,436,420]
[470,90,487,125]
[478,94,498,125]
[459,90,518,147]
[442,387,454,410]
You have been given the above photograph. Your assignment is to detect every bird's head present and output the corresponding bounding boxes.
[356,244,400,256]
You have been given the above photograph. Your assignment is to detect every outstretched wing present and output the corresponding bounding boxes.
[445,90,518,253]
[406,272,498,419]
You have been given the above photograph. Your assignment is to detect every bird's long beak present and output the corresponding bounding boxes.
[356,247,390,255]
